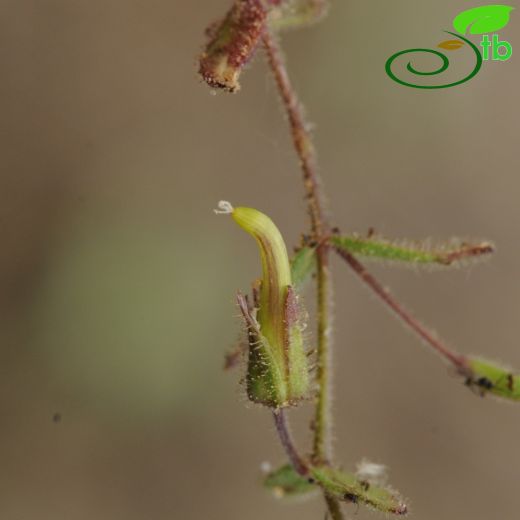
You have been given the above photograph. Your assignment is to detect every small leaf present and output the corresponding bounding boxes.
[464,357,520,401]
[330,234,494,268]
[290,246,317,287]
[263,464,317,498]
[268,0,329,30]
[453,5,514,35]
[310,465,407,515]
[437,39,465,51]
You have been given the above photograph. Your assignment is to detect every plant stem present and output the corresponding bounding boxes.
[324,494,344,520]
[333,245,469,372]
[273,410,344,520]
[262,31,326,235]
[272,409,309,476]
[314,246,332,460]
[262,28,341,519]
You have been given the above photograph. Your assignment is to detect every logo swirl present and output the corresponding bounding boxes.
[385,31,482,89]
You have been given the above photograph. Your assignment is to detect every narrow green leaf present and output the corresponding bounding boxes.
[465,357,520,401]
[310,465,407,515]
[331,234,494,268]
[263,464,317,498]
[290,246,317,287]
[453,5,514,35]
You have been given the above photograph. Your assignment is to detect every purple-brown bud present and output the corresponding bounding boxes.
[199,0,268,93]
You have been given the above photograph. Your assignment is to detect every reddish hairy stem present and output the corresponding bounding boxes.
[333,245,469,372]
[272,409,309,476]
[262,30,327,236]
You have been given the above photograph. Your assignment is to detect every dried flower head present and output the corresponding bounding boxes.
[199,0,267,92]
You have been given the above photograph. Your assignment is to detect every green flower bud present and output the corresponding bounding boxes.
[216,201,310,408]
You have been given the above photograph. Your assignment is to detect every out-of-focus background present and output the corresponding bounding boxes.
[0,1,518,519]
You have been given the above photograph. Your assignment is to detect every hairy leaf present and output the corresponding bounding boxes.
[310,465,407,515]
[331,234,494,268]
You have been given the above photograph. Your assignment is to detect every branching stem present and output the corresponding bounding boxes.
[333,245,469,372]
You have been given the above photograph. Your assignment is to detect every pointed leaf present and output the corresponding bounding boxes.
[331,234,494,268]
[453,5,514,35]
[310,465,407,515]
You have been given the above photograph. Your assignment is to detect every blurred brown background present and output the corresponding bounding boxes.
[0,1,518,519]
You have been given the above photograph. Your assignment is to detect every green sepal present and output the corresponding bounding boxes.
[310,465,407,515]
[237,293,287,407]
[284,286,310,400]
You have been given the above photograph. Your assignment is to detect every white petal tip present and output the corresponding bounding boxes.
[214,200,234,215]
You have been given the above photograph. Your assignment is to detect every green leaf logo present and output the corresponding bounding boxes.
[453,5,514,35]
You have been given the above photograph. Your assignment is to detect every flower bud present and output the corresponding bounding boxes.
[216,201,310,408]
[199,0,267,93]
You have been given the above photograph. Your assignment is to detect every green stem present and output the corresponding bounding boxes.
[314,245,332,462]
[262,28,340,519]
